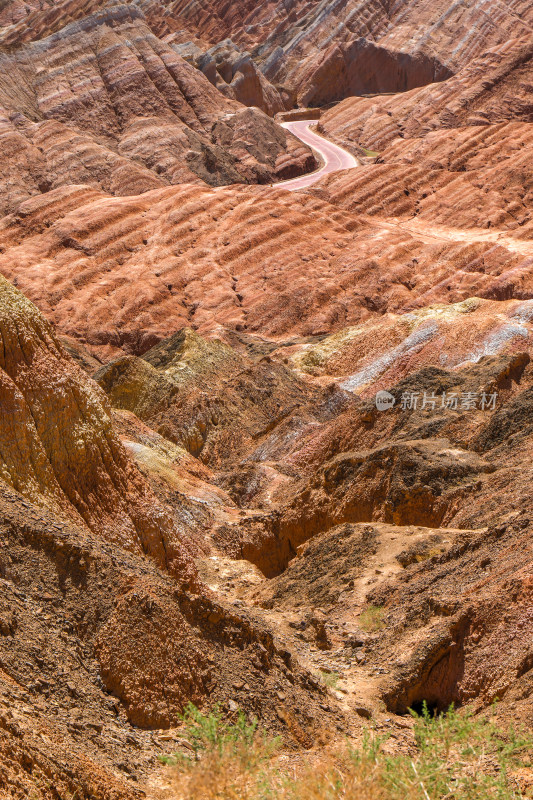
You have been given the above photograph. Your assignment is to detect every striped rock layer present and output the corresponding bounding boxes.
[0,5,316,215]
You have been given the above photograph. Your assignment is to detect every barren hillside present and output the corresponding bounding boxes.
[1,1,533,798]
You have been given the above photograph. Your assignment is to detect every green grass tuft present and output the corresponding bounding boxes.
[359,604,385,632]
[164,702,533,799]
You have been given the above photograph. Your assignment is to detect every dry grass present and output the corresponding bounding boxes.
[319,669,341,690]
[163,702,533,800]
[359,604,385,632]
[362,147,381,158]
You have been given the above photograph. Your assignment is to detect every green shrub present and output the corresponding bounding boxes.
[165,702,533,799]
[163,703,280,799]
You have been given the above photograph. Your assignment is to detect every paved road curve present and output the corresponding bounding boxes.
[278,120,359,191]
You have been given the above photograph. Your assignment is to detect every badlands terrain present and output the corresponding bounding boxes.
[0,0,533,797]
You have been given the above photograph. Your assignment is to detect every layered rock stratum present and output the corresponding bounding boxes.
[162,0,533,104]
[2,0,533,798]
[0,4,316,216]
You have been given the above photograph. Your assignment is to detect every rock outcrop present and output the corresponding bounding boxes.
[0,273,199,586]
[172,37,291,115]
[0,249,338,800]
[290,37,451,108]
[95,326,321,466]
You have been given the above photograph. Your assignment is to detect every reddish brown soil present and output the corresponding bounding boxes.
[2,2,533,798]
[0,181,532,360]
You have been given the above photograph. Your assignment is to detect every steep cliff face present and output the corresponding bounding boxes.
[173,37,291,116]
[0,274,200,586]
[266,0,533,104]
[294,37,451,108]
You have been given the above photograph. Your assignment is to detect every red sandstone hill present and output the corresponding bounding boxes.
[320,37,533,152]
[2,1,533,797]
[142,0,533,69]
[160,0,533,103]
[0,260,339,798]
[313,38,533,235]
[0,273,199,586]
[0,5,315,216]
[0,178,531,358]
[3,0,533,109]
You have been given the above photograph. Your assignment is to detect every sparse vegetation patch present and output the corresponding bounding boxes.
[166,703,533,799]
[359,604,385,632]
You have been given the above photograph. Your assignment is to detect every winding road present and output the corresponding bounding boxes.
[278,120,360,191]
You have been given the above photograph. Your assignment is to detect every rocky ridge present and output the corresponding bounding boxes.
[161,0,533,104]
[1,178,532,357]
[312,38,533,240]
[171,37,292,116]
[4,0,533,110]
[0,273,198,586]
[320,36,533,153]
[0,4,316,216]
